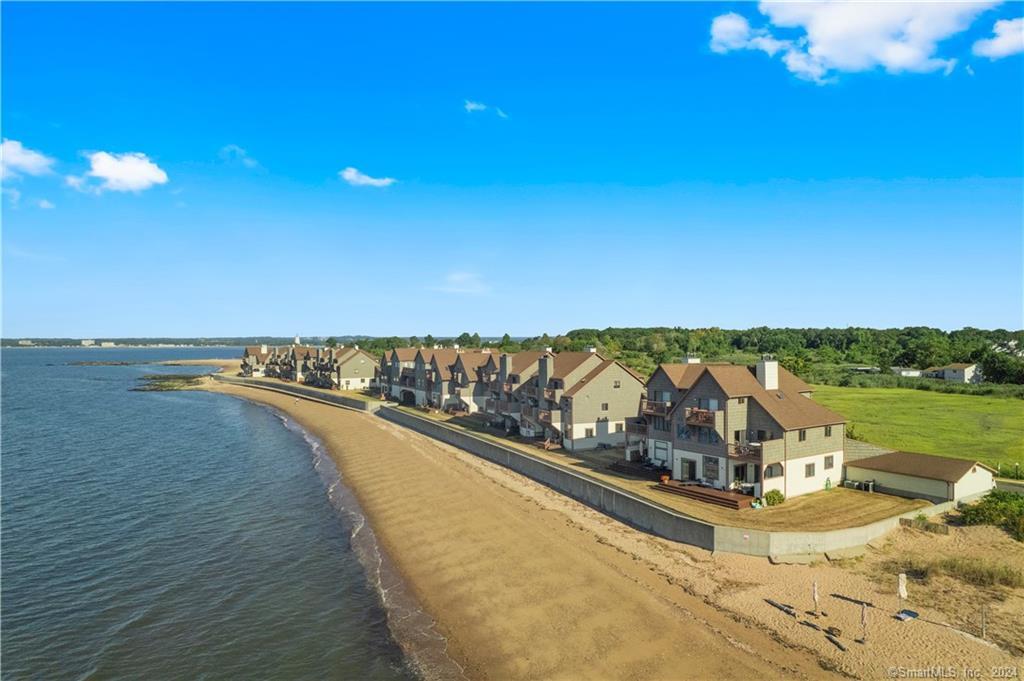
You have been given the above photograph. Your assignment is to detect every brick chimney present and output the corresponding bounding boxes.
[499,354,510,383]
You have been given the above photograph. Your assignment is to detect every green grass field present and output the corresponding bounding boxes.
[812,385,1024,472]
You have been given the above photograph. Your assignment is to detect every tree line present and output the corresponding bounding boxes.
[335,326,1024,385]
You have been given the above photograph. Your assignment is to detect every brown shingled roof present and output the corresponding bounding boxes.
[657,363,706,390]
[551,351,603,380]
[677,364,843,431]
[507,351,549,376]
[563,360,644,397]
[847,451,995,483]
[390,348,420,362]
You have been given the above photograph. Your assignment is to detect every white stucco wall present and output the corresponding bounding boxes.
[954,465,995,500]
[780,450,843,498]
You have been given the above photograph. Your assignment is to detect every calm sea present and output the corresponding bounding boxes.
[1,347,418,680]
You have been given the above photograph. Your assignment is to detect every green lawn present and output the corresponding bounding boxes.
[812,385,1024,471]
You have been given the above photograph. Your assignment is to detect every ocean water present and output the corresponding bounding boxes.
[1,347,418,680]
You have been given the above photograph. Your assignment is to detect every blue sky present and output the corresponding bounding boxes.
[2,2,1022,338]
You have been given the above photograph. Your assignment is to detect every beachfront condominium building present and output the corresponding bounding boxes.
[414,347,495,410]
[380,348,420,401]
[518,349,645,451]
[626,357,845,499]
[240,345,271,377]
[332,347,378,390]
[449,350,501,413]
[480,350,552,431]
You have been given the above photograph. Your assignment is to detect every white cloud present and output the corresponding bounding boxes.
[339,166,396,188]
[973,17,1024,59]
[1,139,55,179]
[67,151,169,193]
[3,187,21,206]
[433,272,490,295]
[465,99,509,119]
[710,2,997,83]
[36,199,55,210]
[219,144,261,169]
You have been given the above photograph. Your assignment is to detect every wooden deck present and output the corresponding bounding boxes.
[655,481,753,510]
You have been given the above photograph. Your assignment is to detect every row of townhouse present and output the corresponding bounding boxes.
[377,345,646,451]
[241,344,377,390]
[624,356,846,500]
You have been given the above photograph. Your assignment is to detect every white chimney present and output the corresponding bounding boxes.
[756,355,779,391]
[353,344,359,350]
[585,345,597,353]
[294,335,301,345]
[260,344,268,354]
[682,354,700,364]
[453,343,460,350]
[543,346,553,353]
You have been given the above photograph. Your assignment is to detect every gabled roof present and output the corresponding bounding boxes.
[847,451,996,483]
[563,359,644,397]
[550,351,603,380]
[504,351,550,377]
[389,348,420,362]
[454,351,496,374]
[670,364,843,431]
[654,363,706,390]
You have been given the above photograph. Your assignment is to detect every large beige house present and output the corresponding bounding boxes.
[513,349,645,451]
[626,356,845,500]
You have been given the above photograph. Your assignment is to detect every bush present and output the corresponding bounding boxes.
[764,489,785,506]
[959,490,1024,541]
[886,556,1023,588]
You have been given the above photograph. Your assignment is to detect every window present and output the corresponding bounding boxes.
[615,422,623,433]
[613,380,621,389]
[757,430,767,442]
[805,463,815,478]
[653,416,668,432]
[738,397,746,404]
[825,425,833,437]
[601,403,609,411]
[824,455,834,470]
[702,456,719,480]
[734,430,741,442]
[698,428,709,443]
[798,429,807,442]
[585,428,595,438]
[764,464,783,478]
[675,422,691,440]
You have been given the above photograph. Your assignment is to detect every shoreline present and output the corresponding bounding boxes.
[192,366,1023,679]
[257,399,466,681]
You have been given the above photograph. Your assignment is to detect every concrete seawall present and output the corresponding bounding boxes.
[378,407,956,559]
[377,406,717,550]
[210,377,952,558]
[213,375,381,413]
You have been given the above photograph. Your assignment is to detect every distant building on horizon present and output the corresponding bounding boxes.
[81,339,96,347]
[17,339,33,346]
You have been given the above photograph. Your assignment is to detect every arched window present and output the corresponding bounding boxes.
[764,463,784,479]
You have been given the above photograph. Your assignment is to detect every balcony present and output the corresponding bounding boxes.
[641,399,672,416]
[625,419,647,435]
[399,376,416,388]
[485,398,497,412]
[538,409,561,424]
[523,385,538,398]
[499,399,518,414]
[521,405,537,420]
[728,439,784,463]
[543,387,562,402]
[685,408,717,426]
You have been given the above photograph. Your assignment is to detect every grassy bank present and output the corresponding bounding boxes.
[812,385,1024,470]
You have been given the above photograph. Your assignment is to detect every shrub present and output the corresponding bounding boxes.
[764,489,785,506]
[959,490,1024,541]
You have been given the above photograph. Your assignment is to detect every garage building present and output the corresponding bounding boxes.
[844,451,996,503]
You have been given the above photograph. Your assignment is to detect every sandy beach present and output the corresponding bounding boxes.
[193,366,1022,680]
